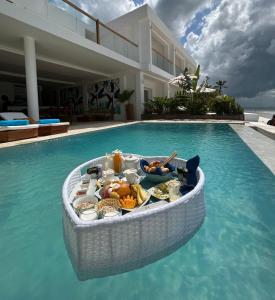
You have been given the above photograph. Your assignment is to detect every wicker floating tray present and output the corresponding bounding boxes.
[62,154,205,280]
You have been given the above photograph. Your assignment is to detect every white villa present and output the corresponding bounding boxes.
[0,0,197,121]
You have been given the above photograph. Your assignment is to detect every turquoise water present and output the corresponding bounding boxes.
[0,123,275,300]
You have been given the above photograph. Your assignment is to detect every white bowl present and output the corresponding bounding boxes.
[72,195,98,210]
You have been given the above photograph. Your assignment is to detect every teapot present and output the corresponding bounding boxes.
[124,155,140,170]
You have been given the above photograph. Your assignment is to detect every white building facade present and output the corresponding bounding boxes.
[0,0,197,121]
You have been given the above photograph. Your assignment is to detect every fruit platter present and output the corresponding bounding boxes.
[62,151,205,280]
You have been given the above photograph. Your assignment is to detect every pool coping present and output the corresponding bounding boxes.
[230,124,275,175]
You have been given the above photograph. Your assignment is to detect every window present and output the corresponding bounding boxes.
[144,88,152,101]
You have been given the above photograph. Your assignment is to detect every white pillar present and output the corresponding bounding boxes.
[82,81,89,112]
[135,71,144,120]
[139,19,152,71]
[24,36,39,121]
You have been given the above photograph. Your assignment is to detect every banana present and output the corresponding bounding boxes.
[131,184,148,205]
[139,186,148,202]
[137,188,143,205]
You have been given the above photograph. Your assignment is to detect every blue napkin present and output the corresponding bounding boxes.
[180,155,200,195]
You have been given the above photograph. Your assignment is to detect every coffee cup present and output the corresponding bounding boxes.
[123,169,141,184]
[103,169,115,181]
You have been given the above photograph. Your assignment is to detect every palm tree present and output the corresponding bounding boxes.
[192,65,200,91]
[215,80,227,94]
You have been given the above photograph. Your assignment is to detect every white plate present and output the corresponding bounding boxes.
[97,176,120,186]
[95,187,151,212]
[122,192,151,212]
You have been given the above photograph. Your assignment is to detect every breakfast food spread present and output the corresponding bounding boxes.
[71,150,191,221]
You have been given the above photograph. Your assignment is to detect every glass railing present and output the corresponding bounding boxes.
[48,0,139,62]
[152,49,174,74]
[99,24,139,62]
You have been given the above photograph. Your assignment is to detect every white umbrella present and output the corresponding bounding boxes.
[188,87,216,93]
[196,86,216,93]
[169,73,197,86]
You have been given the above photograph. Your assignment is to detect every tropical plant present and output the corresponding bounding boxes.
[209,95,243,115]
[202,76,212,88]
[214,80,227,94]
[117,90,134,103]
[144,98,154,113]
[151,97,168,114]
[192,65,200,91]
[177,67,192,92]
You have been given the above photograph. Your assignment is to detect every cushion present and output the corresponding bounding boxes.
[39,119,60,124]
[0,120,29,126]
[0,112,28,120]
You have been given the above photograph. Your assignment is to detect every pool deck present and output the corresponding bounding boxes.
[230,124,275,175]
[0,121,139,149]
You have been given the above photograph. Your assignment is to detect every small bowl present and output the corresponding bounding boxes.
[140,159,175,183]
[72,195,98,211]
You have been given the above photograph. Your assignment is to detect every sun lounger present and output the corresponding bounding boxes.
[0,120,38,142]
[37,119,70,136]
[0,113,70,136]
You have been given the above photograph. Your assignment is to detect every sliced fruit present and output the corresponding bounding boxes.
[109,191,120,200]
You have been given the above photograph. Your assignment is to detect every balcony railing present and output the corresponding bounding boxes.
[152,48,174,74]
[48,0,139,62]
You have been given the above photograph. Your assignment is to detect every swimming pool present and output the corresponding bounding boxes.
[0,123,275,300]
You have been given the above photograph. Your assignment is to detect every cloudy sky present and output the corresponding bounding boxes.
[51,0,275,108]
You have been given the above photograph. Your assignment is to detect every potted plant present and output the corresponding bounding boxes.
[117,90,134,120]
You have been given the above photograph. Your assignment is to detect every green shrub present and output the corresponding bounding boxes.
[153,97,168,113]
[144,99,155,113]
[144,93,243,116]
[186,94,208,115]
[209,95,243,115]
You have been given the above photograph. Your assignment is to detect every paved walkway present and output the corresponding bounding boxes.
[230,124,275,175]
[247,122,275,141]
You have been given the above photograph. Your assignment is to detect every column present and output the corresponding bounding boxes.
[138,19,152,71]
[24,36,39,121]
[135,71,144,120]
[82,81,89,112]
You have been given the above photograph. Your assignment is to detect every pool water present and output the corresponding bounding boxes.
[0,123,275,300]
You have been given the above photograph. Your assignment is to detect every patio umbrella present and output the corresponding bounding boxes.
[169,73,197,86]
[197,86,216,93]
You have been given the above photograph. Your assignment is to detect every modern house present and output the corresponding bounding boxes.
[0,0,197,121]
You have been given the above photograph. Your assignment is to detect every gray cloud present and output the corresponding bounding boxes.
[149,0,211,36]
[185,0,275,103]
[50,0,275,106]
[49,0,138,22]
